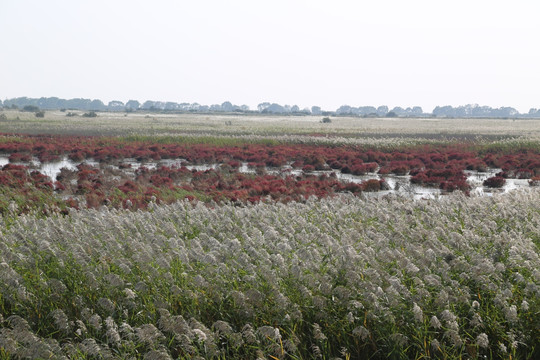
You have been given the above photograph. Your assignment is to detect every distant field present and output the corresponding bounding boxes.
[2,109,540,140]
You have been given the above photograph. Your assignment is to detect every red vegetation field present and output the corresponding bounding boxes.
[1,133,539,215]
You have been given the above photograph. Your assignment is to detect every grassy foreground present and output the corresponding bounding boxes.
[0,190,539,359]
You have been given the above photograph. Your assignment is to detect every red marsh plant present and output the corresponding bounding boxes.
[1,133,539,211]
[1,133,539,174]
[410,166,471,192]
[483,176,506,188]
[529,176,540,186]
[0,164,68,215]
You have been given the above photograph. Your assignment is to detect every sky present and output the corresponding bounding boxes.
[1,0,539,112]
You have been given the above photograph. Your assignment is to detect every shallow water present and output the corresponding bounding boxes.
[0,155,532,199]
[0,155,99,181]
[40,158,78,179]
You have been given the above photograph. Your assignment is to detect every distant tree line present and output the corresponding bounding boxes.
[334,105,424,117]
[433,104,523,118]
[1,97,540,118]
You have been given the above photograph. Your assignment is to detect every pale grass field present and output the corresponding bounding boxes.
[1,109,540,139]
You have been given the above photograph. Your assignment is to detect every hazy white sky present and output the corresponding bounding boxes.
[1,0,539,112]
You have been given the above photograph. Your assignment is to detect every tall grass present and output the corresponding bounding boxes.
[0,190,539,359]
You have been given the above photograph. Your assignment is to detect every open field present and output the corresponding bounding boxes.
[0,111,539,359]
[2,109,540,140]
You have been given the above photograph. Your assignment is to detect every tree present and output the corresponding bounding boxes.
[89,99,106,111]
[390,107,406,115]
[358,106,377,116]
[257,102,271,112]
[263,103,286,114]
[65,98,92,110]
[432,105,455,117]
[337,105,352,115]
[411,106,423,115]
[164,102,179,111]
[221,101,233,112]
[125,100,140,111]
[108,101,125,111]
[38,97,64,109]
[141,101,157,110]
[377,106,389,116]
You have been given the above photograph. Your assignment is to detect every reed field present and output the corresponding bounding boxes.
[0,111,539,359]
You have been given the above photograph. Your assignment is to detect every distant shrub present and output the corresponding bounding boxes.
[23,105,40,112]
[528,176,540,187]
[82,111,97,118]
[483,176,506,188]
[440,179,471,192]
[35,111,45,118]
[0,113,7,121]
[66,112,77,117]
[362,179,382,192]
[321,117,332,123]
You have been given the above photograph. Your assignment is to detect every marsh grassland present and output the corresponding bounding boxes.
[0,112,539,359]
[2,110,540,139]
